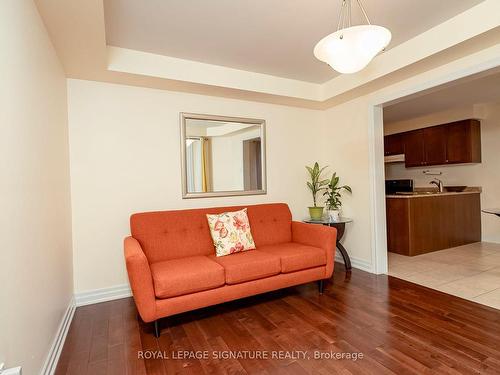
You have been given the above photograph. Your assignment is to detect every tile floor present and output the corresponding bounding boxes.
[388,242,500,309]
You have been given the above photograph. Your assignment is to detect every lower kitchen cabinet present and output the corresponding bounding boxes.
[386,193,481,256]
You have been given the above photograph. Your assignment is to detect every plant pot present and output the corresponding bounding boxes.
[308,206,324,220]
[327,209,341,222]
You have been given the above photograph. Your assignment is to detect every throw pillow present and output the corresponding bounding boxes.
[206,208,256,257]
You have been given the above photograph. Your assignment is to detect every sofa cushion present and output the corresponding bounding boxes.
[206,208,256,257]
[258,242,327,273]
[210,250,281,284]
[150,256,225,298]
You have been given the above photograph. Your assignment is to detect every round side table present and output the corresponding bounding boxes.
[303,217,353,271]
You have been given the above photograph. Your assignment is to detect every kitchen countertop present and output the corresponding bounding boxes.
[386,187,481,199]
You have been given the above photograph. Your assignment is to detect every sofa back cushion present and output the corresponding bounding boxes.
[130,203,292,263]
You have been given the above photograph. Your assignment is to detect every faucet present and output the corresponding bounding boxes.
[429,178,444,193]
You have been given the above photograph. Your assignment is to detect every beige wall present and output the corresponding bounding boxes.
[68,42,500,291]
[385,102,500,243]
[0,1,73,373]
[67,79,327,293]
[323,97,374,267]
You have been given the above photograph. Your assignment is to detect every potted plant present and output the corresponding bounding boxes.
[306,162,329,220]
[323,172,352,222]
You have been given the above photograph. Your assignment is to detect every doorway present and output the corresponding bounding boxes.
[368,63,500,276]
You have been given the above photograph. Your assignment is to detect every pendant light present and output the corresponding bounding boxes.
[314,0,391,74]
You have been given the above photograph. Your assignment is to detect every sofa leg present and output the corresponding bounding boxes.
[153,320,160,338]
[318,279,324,295]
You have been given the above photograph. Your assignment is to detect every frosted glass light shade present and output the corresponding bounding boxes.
[314,25,392,74]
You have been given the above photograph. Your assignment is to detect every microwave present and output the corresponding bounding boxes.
[385,179,414,195]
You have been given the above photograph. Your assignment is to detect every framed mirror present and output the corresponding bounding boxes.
[180,113,267,199]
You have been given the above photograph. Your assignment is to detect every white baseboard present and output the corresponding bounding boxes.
[73,258,372,309]
[40,259,373,375]
[38,286,132,375]
[74,284,132,307]
[40,297,76,375]
[335,253,373,273]
[69,255,372,311]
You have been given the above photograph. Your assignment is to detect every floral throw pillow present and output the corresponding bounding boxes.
[206,208,256,257]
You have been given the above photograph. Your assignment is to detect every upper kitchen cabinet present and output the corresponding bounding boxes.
[384,133,404,156]
[403,130,425,167]
[387,119,482,168]
[423,125,447,165]
[446,120,481,164]
[403,127,448,167]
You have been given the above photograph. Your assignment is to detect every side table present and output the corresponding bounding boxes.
[303,217,353,271]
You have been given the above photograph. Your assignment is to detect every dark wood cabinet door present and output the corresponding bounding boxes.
[384,134,404,156]
[424,126,447,165]
[404,130,425,167]
[446,121,469,163]
[446,120,481,164]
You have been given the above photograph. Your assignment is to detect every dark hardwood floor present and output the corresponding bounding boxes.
[56,263,500,374]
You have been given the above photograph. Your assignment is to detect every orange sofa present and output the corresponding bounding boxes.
[124,203,337,337]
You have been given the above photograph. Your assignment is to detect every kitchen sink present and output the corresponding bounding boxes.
[444,186,467,192]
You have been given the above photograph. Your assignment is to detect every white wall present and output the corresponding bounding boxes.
[211,127,261,191]
[385,102,500,243]
[211,135,242,191]
[0,1,73,373]
[67,79,326,293]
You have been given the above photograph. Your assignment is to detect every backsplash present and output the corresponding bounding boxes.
[385,162,483,188]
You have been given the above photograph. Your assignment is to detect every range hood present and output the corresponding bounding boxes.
[384,154,405,163]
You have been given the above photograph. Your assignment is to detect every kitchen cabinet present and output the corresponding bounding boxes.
[423,125,447,165]
[403,130,425,167]
[384,133,404,156]
[446,120,481,164]
[385,119,481,168]
[386,193,481,256]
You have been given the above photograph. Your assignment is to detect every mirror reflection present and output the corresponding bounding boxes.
[181,114,266,198]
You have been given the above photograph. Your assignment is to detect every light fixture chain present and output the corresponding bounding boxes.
[336,0,372,31]
[348,0,352,27]
[356,0,372,25]
[336,0,346,31]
